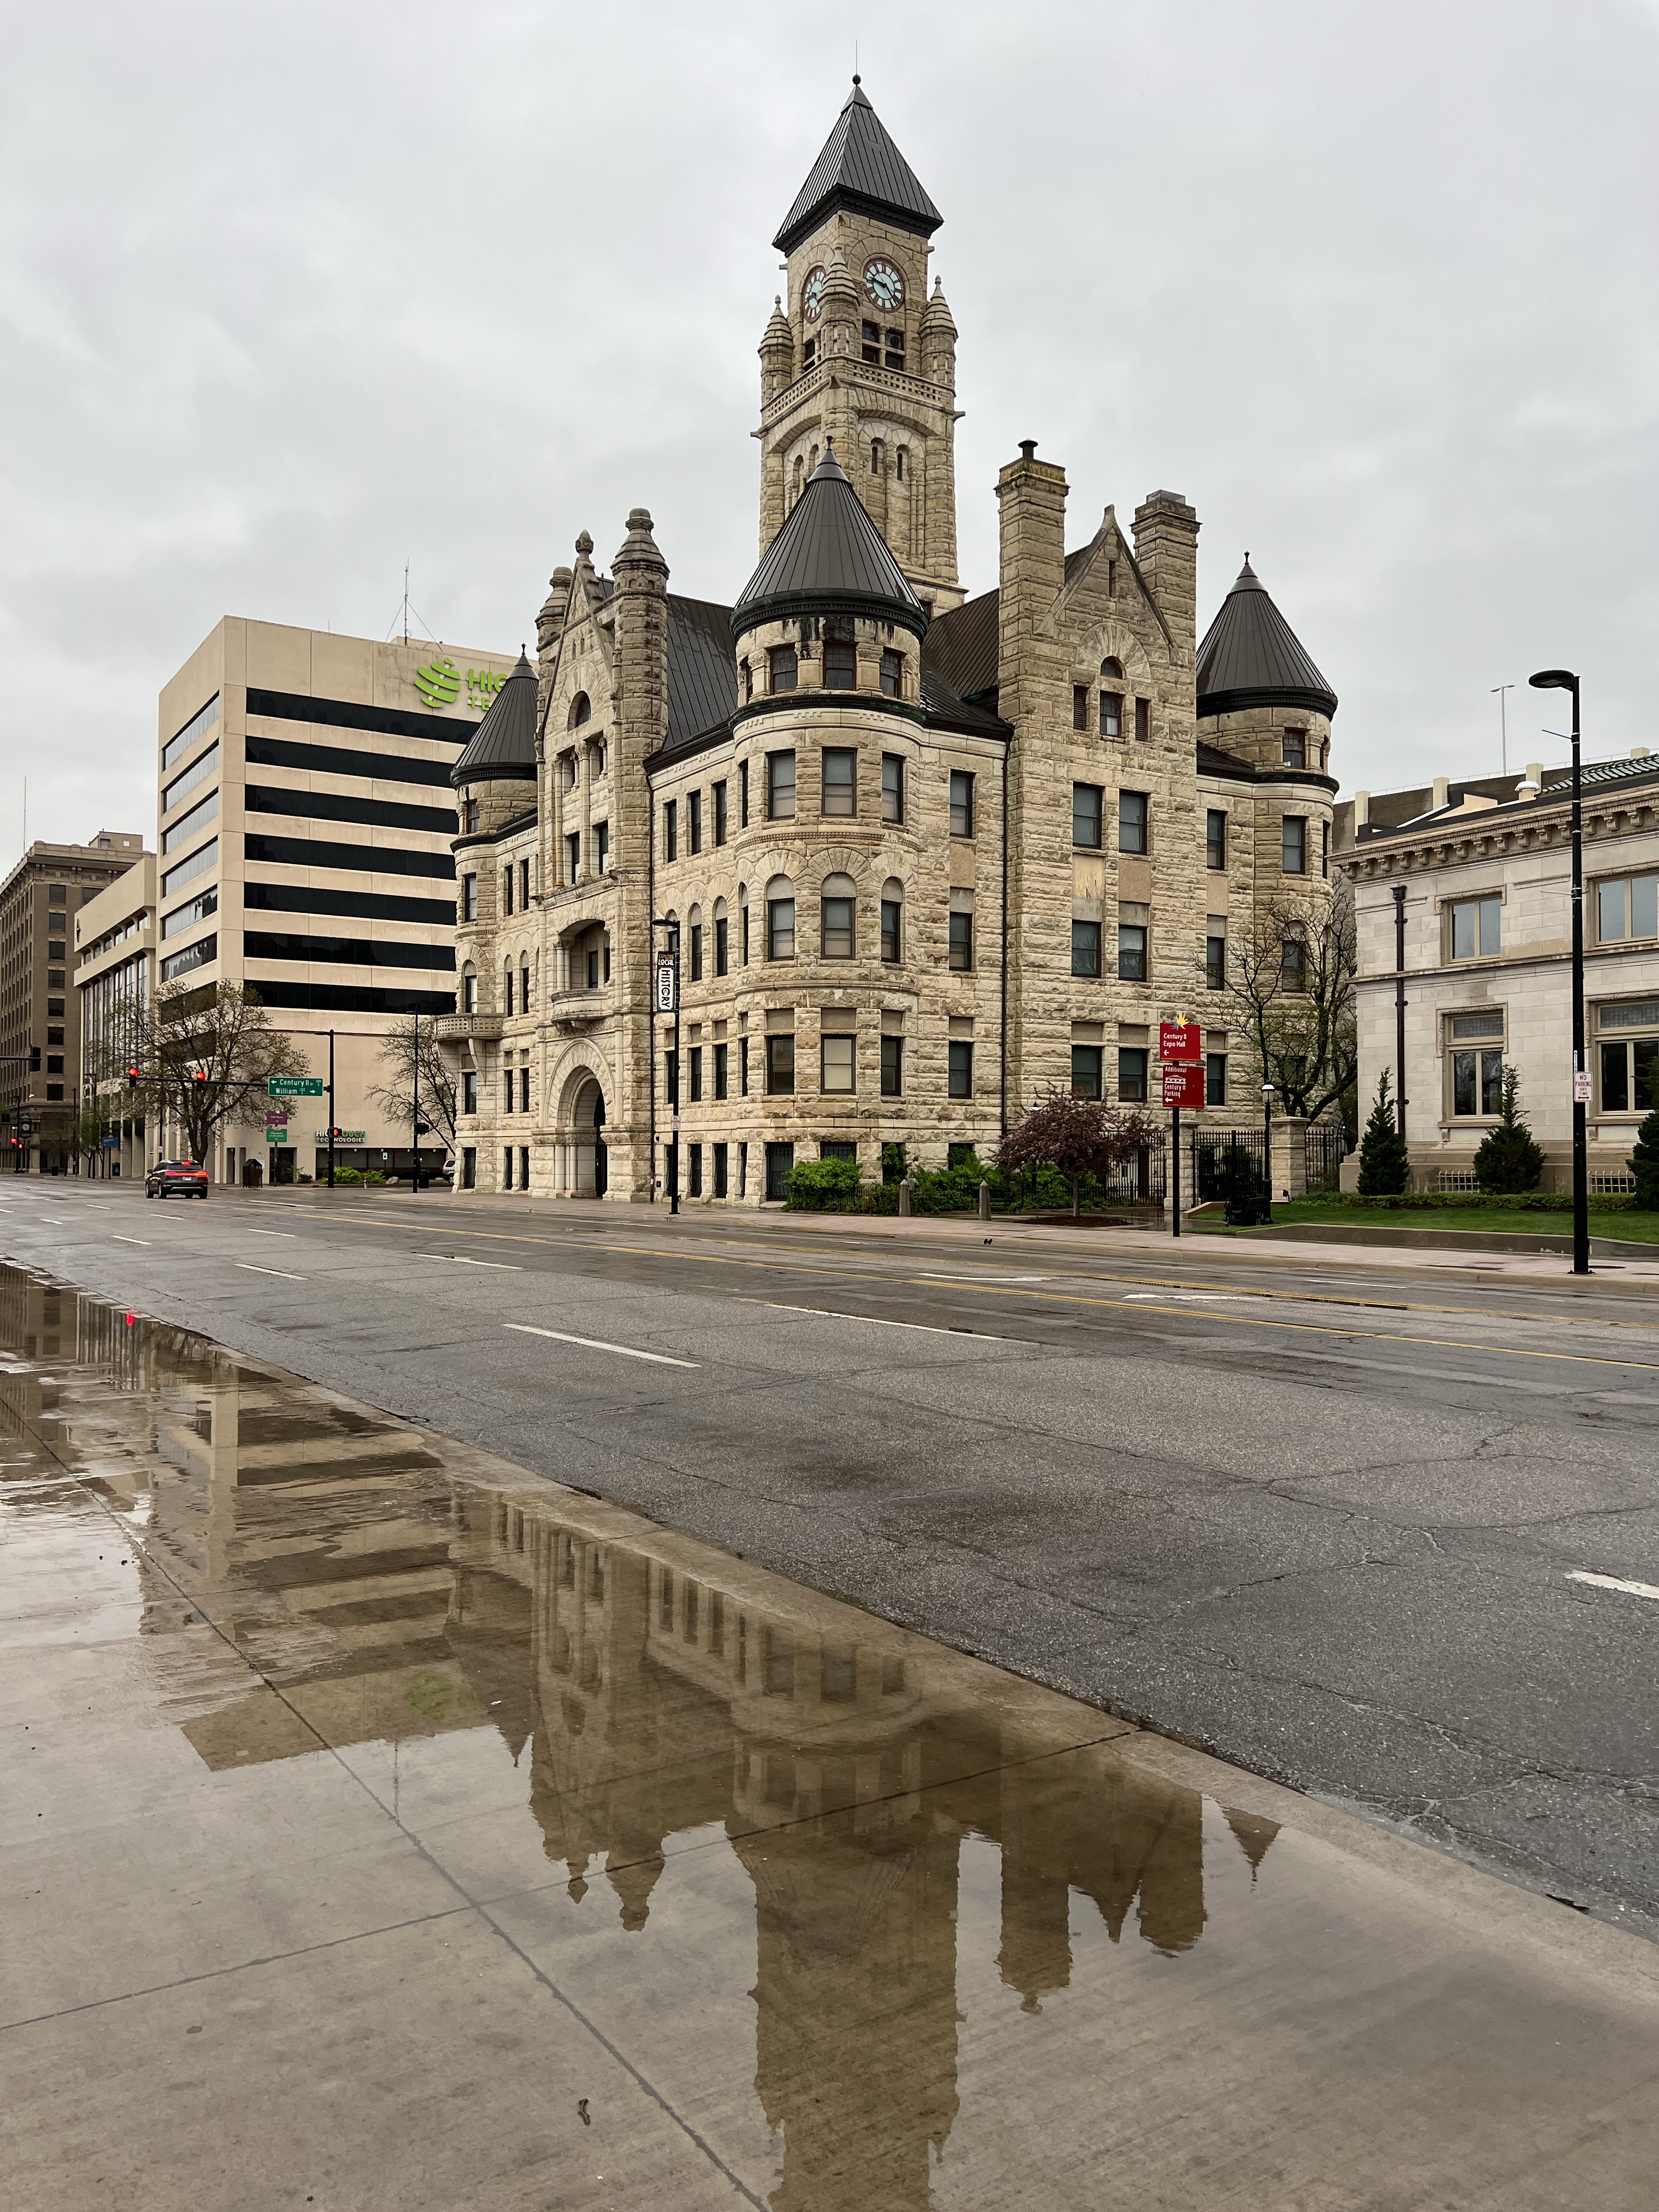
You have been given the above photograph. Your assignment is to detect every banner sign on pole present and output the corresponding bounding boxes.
[654,957,678,1014]
[1159,1020,1201,1064]
[1161,1063,1205,1109]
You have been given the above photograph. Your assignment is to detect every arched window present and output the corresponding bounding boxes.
[792,456,805,507]
[809,444,820,475]
[765,874,795,961]
[687,902,704,984]
[713,895,730,977]
[895,447,906,483]
[881,877,904,963]
[1099,659,1123,740]
[820,872,856,959]
[461,962,478,1014]
[569,692,591,729]
[871,439,884,475]
[503,959,516,1017]
[591,741,606,777]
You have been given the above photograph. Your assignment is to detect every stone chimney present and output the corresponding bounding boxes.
[995,442,1068,726]
[1432,777,1450,811]
[1131,490,1200,664]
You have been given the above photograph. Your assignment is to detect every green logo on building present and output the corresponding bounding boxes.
[413,657,462,710]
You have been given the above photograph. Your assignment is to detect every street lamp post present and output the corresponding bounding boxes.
[652,917,681,1215]
[1530,669,1589,1276]
[1261,1081,1275,1224]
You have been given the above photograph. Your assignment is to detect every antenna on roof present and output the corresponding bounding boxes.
[1491,683,1514,776]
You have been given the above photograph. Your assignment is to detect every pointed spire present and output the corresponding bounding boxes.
[733,442,926,640]
[449,652,537,786]
[773,80,943,255]
[612,505,667,576]
[1196,555,1337,721]
[921,273,957,337]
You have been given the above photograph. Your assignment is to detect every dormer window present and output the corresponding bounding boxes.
[1099,659,1124,738]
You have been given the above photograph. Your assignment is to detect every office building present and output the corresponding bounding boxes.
[0,830,146,1173]
[74,852,157,1179]
[156,620,515,1183]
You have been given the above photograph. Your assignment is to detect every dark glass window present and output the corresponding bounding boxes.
[882,754,904,823]
[1071,1045,1103,1099]
[689,923,703,982]
[1073,783,1103,849]
[1119,791,1148,854]
[765,1142,795,1200]
[1282,816,1307,874]
[881,900,901,962]
[1100,690,1121,738]
[715,916,729,975]
[823,639,857,689]
[690,1047,703,1102]
[1118,924,1148,981]
[949,911,973,971]
[1071,921,1101,978]
[689,1144,703,1198]
[879,650,904,698]
[765,1035,795,1095]
[821,897,854,958]
[1283,729,1307,768]
[1453,1048,1504,1116]
[767,898,795,958]
[689,791,702,854]
[1118,1047,1149,1102]
[1134,697,1150,742]
[880,1036,903,1097]
[663,800,677,861]
[1205,1053,1227,1107]
[1282,935,1307,990]
[714,1042,729,1099]
[950,771,974,838]
[822,748,856,816]
[768,752,796,820]
[1073,685,1089,732]
[713,781,728,846]
[1206,933,1226,991]
[740,760,750,826]
[770,646,798,694]
[947,1041,973,1098]
[1206,810,1227,870]
[713,1143,729,1198]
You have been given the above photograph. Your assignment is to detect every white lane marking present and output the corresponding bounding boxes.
[747,1299,1018,1341]
[1124,1291,1267,1302]
[234,1262,307,1282]
[421,1254,521,1271]
[1567,1570,1659,1603]
[504,1322,697,1367]
[245,1229,298,1239]
[110,1235,150,1246]
[915,1272,1052,1285]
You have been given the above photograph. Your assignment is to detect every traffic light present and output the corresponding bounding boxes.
[127,1066,141,1091]
[193,1069,209,1086]
[331,1126,342,1141]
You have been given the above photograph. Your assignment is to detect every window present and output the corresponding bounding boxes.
[767,896,795,959]
[161,741,219,816]
[504,868,514,918]
[881,899,901,963]
[161,790,218,855]
[1282,934,1307,991]
[740,1037,749,1096]
[820,883,855,957]
[501,1148,514,1189]
[520,1066,530,1113]
[882,754,905,823]
[1073,783,1103,849]
[1598,1002,1659,1114]
[1282,816,1307,874]
[822,748,856,816]
[462,967,478,1013]
[1073,686,1090,732]
[741,660,753,703]
[862,318,881,363]
[46,1055,63,1075]
[884,328,905,369]
[1453,1048,1505,1117]
[765,1034,795,1094]
[691,1043,706,1102]
[45,1083,64,1101]
[689,1145,703,1198]
[879,650,904,699]
[461,873,477,922]
[665,1051,679,1109]
[503,1068,514,1113]
[1099,688,1121,739]
[571,693,591,728]
[881,1035,903,1096]
[950,771,974,838]
[1071,920,1101,978]
[740,760,750,826]
[1449,896,1500,959]
[949,910,974,972]
[1118,923,1147,981]
[742,905,751,964]
[871,439,884,473]
[462,1070,477,1115]
[713,1143,729,1198]
[1322,820,1329,880]
[1597,873,1658,944]
[462,1148,476,1189]
[1119,791,1148,854]
[465,798,479,833]
[715,914,729,975]
[663,799,678,860]
[1205,1052,1227,1106]
[504,968,515,1016]
[765,1142,795,1201]
[689,923,703,982]
[947,1040,974,1098]
[1206,810,1227,870]
[566,831,580,882]
[768,752,796,819]
[687,791,702,855]
[713,781,728,846]
[895,447,906,481]
[823,637,856,689]
[1206,932,1227,991]
[1071,1045,1103,1098]
[1118,1047,1149,1102]
[1134,698,1150,743]
[714,1042,729,1099]
[769,645,798,693]
[1283,729,1307,768]
[821,1034,855,1092]
[595,822,608,873]
[520,859,530,908]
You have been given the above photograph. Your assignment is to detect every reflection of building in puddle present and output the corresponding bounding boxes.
[2,1270,1279,2210]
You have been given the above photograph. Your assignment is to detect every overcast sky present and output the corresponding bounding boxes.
[5,0,1657,855]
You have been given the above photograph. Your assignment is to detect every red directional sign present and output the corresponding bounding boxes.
[1161,1063,1205,1109]
[1159,1020,1201,1064]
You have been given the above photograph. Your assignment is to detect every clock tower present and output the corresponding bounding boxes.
[757,80,965,614]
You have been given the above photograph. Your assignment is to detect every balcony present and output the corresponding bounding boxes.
[548,988,611,1032]
[433,1012,504,1042]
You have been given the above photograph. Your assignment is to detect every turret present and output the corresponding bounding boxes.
[818,249,859,363]
[921,276,957,393]
[1195,555,1338,777]
[759,295,793,405]
[536,567,573,663]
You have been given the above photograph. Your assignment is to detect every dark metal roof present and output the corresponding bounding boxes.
[665,595,740,752]
[774,80,943,256]
[922,588,1000,702]
[450,653,537,785]
[1196,558,1337,721]
[919,665,1011,741]
[733,447,926,637]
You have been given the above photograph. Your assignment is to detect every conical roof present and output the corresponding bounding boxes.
[733,447,926,640]
[1195,558,1337,721]
[774,79,943,256]
[450,651,538,785]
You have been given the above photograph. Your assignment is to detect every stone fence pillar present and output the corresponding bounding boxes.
[1270,1114,1309,1201]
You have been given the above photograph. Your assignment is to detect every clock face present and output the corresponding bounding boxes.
[864,258,905,312]
[802,266,826,323]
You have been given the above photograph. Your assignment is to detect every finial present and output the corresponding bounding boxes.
[852,71,860,84]
[575,530,593,557]
[825,435,834,452]
[774,292,781,308]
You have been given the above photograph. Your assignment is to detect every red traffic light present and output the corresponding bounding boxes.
[193,1069,208,1084]
[127,1066,141,1088]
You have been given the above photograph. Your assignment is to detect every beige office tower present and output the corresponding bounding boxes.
[156,620,516,1184]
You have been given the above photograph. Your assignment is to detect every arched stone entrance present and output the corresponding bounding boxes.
[569,1076,607,1198]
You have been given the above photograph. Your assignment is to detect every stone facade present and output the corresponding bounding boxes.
[440,84,1341,1206]
[1337,755,1659,1190]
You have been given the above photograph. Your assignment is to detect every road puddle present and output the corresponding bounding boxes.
[4,1264,1656,2210]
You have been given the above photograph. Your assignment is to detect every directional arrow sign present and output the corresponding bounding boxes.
[268,1076,325,1097]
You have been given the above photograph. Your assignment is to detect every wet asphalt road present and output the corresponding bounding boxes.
[5,1178,1657,1939]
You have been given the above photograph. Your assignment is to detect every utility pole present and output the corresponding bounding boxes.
[412,1012,421,1194]
[1392,885,1408,1146]
[1530,670,1589,1274]
[327,1029,336,1190]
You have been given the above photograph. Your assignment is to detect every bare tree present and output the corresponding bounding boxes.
[1210,891,1357,1130]
[366,1014,457,1164]
[90,981,307,1166]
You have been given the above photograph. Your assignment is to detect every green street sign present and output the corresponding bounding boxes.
[269,1076,324,1097]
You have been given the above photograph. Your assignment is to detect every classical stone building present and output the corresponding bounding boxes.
[441,81,1340,1203]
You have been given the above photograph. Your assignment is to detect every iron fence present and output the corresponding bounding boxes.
[1303,1123,1346,1194]
[1190,1130,1268,1204]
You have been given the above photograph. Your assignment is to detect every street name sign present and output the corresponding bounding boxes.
[269,1076,324,1097]
[1162,1063,1205,1109]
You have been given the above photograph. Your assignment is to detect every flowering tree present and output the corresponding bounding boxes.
[998,1089,1161,1219]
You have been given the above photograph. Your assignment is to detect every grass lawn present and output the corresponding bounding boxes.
[1193,1198,1659,1243]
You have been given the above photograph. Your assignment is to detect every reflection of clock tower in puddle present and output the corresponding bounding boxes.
[758,78,965,616]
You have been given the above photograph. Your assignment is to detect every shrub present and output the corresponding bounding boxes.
[1630,1107,1659,1211]
[329,1165,363,1186]
[363,1169,387,1186]
[881,1142,909,1185]
[783,1158,865,1211]
[1472,1065,1544,1194]
[1356,1070,1409,1196]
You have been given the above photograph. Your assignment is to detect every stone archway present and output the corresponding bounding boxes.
[562,1073,608,1198]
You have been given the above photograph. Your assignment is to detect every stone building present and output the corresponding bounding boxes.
[441,80,1340,1203]
[1337,752,1659,1191]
